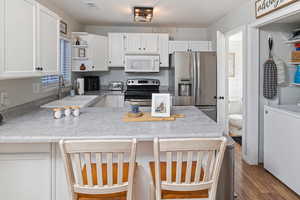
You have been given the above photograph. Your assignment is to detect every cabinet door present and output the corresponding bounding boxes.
[90,34,108,71]
[189,41,210,52]
[108,33,124,67]
[169,41,189,54]
[38,4,59,75]
[4,0,37,75]
[159,34,169,67]
[0,150,52,200]
[141,33,159,53]
[125,33,141,53]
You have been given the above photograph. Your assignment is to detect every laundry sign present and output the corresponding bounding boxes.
[256,0,298,18]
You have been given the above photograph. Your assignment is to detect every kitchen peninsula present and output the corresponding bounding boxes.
[0,106,234,200]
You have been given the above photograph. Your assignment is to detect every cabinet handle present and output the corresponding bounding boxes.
[41,67,43,71]
[139,48,141,50]
[143,48,146,50]
[265,110,268,114]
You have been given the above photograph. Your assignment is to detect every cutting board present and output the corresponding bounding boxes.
[123,112,185,122]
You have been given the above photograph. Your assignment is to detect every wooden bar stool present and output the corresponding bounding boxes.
[149,137,227,200]
[59,139,137,200]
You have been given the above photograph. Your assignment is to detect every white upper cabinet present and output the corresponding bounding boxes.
[158,34,169,67]
[90,34,108,71]
[125,33,159,54]
[169,41,189,53]
[189,41,212,52]
[107,33,169,68]
[141,33,159,53]
[169,40,212,54]
[108,33,124,67]
[124,33,141,53]
[0,0,60,79]
[38,4,60,75]
[3,0,37,76]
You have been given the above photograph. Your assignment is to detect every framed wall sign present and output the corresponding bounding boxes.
[256,0,298,18]
[151,94,171,117]
[60,20,68,35]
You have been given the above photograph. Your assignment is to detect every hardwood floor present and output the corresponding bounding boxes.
[234,144,300,200]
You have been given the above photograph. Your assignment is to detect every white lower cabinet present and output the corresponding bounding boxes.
[55,144,70,200]
[0,144,52,200]
[264,106,300,195]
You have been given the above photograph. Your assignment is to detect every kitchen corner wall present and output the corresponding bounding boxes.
[0,0,83,111]
[207,0,256,50]
[81,25,210,87]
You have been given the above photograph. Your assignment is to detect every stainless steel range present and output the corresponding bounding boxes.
[125,79,160,106]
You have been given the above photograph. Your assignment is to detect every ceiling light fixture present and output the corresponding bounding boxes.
[134,7,153,23]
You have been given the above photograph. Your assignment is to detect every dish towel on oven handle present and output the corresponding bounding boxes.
[263,37,278,100]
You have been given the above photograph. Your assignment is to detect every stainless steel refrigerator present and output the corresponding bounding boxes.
[169,51,217,109]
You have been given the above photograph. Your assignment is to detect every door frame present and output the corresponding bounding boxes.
[246,1,300,164]
[225,26,248,160]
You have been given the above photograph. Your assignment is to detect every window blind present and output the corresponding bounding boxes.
[60,39,71,82]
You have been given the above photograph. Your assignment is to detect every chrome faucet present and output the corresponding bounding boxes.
[58,75,65,100]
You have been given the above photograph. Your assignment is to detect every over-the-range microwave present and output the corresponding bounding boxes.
[124,55,160,73]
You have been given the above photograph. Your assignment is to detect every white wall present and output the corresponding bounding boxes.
[85,25,209,40]
[0,0,83,111]
[228,40,243,102]
[207,0,256,49]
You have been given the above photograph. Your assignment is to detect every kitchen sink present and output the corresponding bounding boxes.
[41,95,100,108]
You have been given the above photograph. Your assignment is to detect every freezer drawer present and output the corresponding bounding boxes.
[264,106,300,195]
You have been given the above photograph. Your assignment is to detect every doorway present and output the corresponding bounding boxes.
[217,26,247,161]
[226,31,244,145]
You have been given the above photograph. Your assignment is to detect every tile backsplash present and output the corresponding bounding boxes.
[74,68,170,87]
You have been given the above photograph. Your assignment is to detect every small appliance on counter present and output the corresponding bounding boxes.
[84,76,100,91]
[77,78,85,95]
[108,81,124,91]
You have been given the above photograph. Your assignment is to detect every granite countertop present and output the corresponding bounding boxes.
[0,106,223,143]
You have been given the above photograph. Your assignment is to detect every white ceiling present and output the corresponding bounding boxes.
[50,0,249,27]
